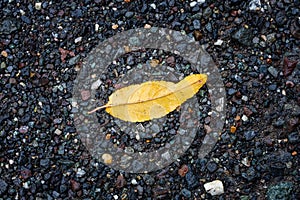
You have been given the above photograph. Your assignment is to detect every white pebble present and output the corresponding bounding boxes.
[214,39,224,46]
[95,23,100,32]
[190,1,197,7]
[131,179,138,185]
[20,9,26,15]
[54,129,62,135]
[35,2,42,10]
[135,133,140,140]
[113,195,118,200]
[75,37,82,43]
[197,0,206,4]
[76,168,86,177]
[241,157,250,167]
[204,180,224,196]
[150,3,156,9]
[249,0,261,11]
[9,159,14,165]
[242,95,248,101]
[23,182,29,189]
[242,115,248,121]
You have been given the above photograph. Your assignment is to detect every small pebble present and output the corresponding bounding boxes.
[102,153,113,164]
[54,129,62,135]
[268,66,279,78]
[35,2,42,10]
[150,3,156,9]
[241,115,248,121]
[190,2,197,7]
[181,188,192,198]
[204,180,224,196]
[76,168,86,177]
[244,130,257,141]
[95,23,100,32]
[131,179,138,185]
[75,37,82,43]
[144,24,151,29]
[214,39,224,46]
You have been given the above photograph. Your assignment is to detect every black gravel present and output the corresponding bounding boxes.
[1,0,299,199]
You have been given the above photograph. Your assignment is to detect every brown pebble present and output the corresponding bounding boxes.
[166,56,175,66]
[230,10,238,17]
[178,164,189,177]
[115,174,126,188]
[243,107,253,117]
[225,82,233,87]
[287,118,299,132]
[266,58,272,64]
[70,179,81,191]
[283,57,298,77]
[193,30,203,41]
[235,91,242,98]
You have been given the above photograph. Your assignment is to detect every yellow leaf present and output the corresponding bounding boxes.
[88,74,207,122]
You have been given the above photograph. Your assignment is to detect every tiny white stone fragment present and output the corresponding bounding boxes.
[23,182,29,189]
[95,23,100,32]
[76,168,86,177]
[242,115,248,121]
[54,129,62,135]
[249,0,261,11]
[35,2,42,10]
[131,179,138,185]
[135,133,140,140]
[20,9,26,15]
[241,157,250,167]
[190,1,197,7]
[214,39,224,46]
[204,180,224,196]
[242,95,248,101]
[75,37,82,43]
[150,3,156,9]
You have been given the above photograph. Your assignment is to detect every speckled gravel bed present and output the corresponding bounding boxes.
[0,0,299,199]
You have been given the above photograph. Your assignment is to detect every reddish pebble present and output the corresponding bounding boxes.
[81,90,91,101]
[283,57,298,77]
[178,164,189,177]
[70,179,81,191]
[115,174,126,188]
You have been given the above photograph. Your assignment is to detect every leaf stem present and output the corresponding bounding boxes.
[87,105,107,114]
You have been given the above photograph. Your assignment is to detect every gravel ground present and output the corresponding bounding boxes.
[0,0,299,199]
